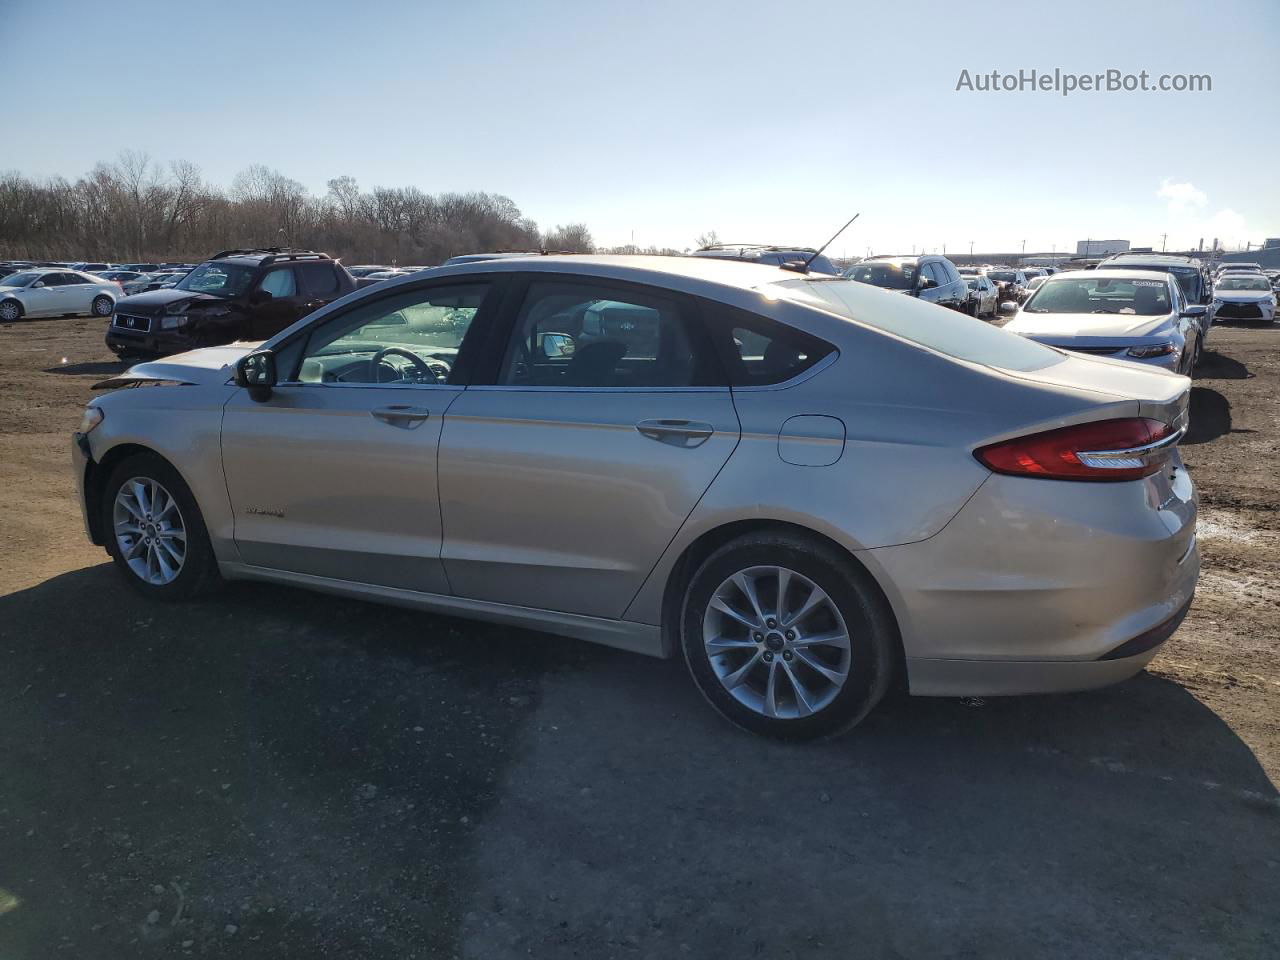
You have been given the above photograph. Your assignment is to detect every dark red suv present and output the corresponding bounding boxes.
[105,248,355,358]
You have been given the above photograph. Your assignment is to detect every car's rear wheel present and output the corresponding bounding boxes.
[0,299,22,321]
[681,531,896,739]
[102,453,220,599]
[91,295,114,317]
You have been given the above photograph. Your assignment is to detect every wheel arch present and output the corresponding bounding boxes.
[84,443,183,545]
[0,296,24,319]
[658,518,907,688]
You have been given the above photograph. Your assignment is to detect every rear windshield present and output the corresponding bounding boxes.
[1024,276,1173,316]
[987,271,1017,282]
[843,262,916,290]
[769,278,1061,372]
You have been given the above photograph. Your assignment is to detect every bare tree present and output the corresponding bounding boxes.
[695,230,720,249]
[542,223,594,253]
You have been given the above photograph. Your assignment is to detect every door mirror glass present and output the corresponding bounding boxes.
[32,281,44,288]
[539,332,576,358]
[918,276,937,290]
[236,350,277,400]
[1181,304,1208,318]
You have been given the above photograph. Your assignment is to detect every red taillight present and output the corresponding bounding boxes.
[975,418,1177,482]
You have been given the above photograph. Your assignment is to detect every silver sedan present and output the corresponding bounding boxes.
[0,268,121,320]
[72,256,1198,739]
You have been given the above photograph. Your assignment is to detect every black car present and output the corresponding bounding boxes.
[843,255,968,311]
[106,248,354,358]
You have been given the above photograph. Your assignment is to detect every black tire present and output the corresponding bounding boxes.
[0,298,22,322]
[680,531,897,740]
[91,295,114,317]
[101,452,221,600]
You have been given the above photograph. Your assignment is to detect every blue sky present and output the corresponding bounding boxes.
[7,0,1278,254]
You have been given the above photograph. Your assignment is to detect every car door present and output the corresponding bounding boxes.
[295,262,346,316]
[21,273,63,316]
[247,265,309,339]
[437,275,741,619]
[219,278,499,592]
[64,272,98,313]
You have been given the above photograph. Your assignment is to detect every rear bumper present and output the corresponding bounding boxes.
[905,595,1192,696]
[865,463,1199,696]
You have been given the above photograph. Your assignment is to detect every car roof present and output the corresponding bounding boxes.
[1102,254,1201,266]
[1043,268,1175,283]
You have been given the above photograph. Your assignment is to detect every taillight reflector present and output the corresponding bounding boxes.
[975,418,1177,482]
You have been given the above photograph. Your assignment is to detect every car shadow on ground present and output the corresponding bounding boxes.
[43,360,131,377]
[1194,349,1251,381]
[1184,386,1232,445]
[2,563,1278,958]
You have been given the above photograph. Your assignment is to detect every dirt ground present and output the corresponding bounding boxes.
[1,312,1277,959]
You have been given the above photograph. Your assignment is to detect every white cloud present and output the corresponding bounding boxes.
[1157,179,1208,213]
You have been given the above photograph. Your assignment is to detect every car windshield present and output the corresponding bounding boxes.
[1217,276,1269,291]
[843,262,917,290]
[1023,276,1173,315]
[1,271,40,287]
[175,262,256,297]
[987,271,1017,282]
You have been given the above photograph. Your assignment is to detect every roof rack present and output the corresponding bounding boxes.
[209,246,329,265]
[696,243,818,253]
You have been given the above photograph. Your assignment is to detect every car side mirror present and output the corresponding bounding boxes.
[235,350,277,402]
[539,332,576,358]
[250,289,273,305]
[32,281,45,288]
[999,300,1018,314]
[1181,305,1208,318]
[918,277,937,290]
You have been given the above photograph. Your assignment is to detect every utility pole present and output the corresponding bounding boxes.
[1161,233,1167,252]
[969,240,974,256]
[1021,239,1026,255]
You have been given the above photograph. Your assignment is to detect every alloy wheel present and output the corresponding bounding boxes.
[113,477,187,585]
[93,296,113,316]
[702,565,852,719]
[0,301,19,321]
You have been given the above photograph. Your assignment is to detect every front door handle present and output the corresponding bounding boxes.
[371,405,431,427]
[635,419,715,448]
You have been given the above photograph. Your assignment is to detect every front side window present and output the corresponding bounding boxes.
[294,283,489,386]
[498,280,715,388]
[40,273,70,287]
[258,268,297,298]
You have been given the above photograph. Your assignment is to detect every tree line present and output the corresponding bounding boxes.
[0,152,683,265]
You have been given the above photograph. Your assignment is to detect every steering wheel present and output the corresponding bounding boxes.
[369,346,449,384]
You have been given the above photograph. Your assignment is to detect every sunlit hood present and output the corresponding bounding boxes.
[92,342,263,389]
[1004,311,1171,337]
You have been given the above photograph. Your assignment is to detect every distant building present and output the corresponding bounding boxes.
[1264,238,1280,250]
[1075,239,1130,257]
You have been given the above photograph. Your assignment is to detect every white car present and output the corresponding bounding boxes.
[1212,274,1276,324]
[0,268,121,321]
[1004,269,1204,374]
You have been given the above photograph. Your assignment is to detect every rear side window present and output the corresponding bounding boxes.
[704,304,835,387]
[498,280,721,388]
[297,262,341,296]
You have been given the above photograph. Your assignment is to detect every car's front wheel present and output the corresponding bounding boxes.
[102,453,220,599]
[0,299,22,321]
[681,531,896,739]
[91,295,114,317]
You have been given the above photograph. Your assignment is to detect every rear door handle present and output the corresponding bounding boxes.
[371,405,431,427]
[635,419,715,447]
